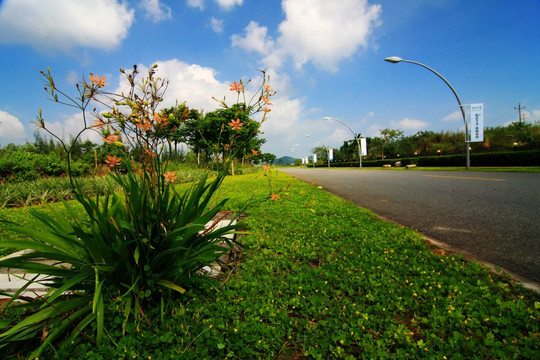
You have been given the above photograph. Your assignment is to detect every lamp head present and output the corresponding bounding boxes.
[384,56,402,63]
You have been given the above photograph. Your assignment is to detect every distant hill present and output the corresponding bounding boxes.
[275,156,298,165]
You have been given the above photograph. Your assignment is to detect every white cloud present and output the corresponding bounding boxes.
[390,118,429,131]
[187,0,205,10]
[40,113,102,145]
[36,60,306,156]
[140,0,172,22]
[442,110,462,122]
[0,110,26,144]
[267,0,382,71]
[260,97,303,137]
[323,128,350,147]
[210,17,224,33]
[365,123,384,137]
[215,0,243,10]
[0,0,134,52]
[231,21,274,55]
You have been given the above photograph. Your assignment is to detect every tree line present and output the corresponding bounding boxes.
[0,103,276,182]
[309,122,540,164]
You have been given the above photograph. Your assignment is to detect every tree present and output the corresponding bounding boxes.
[161,103,200,160]
[311,145,329,162]
[380,128,404,160]
[179,104,265,166]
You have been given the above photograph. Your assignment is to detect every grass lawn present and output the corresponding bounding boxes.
[1,171,539,359]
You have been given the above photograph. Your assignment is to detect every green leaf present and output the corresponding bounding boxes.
[134,245,140,265]
[158,279,186,294]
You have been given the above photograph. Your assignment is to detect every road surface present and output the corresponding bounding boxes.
[280,168,540,284]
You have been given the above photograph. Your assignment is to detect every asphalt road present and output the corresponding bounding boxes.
[280,168,540,283]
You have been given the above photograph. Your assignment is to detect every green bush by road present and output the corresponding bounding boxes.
[1,172,539,358]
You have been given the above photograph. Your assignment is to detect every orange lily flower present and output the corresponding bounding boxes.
[88,73,108,88]
[145,148,157,157]
[163,171,178,184]
[105,155,122,168]
[251,149,259,155]
[153,112,168,125]
[228,118,243,131]
[229,81,244,93]
[262,97,273,106]
[262,108,271,113]
[136,121,153,131]
[223,143,231,150]
[92,120,107,128]
[264,165,270,171]
[103,134,120,144]
[264,84,274,92]
[270,193,280,201]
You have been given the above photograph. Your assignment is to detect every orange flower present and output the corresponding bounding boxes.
[270,193,280,201]
[163,171,178,184]
[229,81,244,93]
[103,134,120,144]
[262,97,273,106]
[145,148,157,157]
[264,165,270,171]
[88,73,108,88]
[262,108,271,113]
[92,120,107,128]
[251,149,259,155]
[223,143,230,150]
[105,155,122,168]
[264,84,274,92]
[228,118,243,131]
[153,112,168,125]
[136,121,153,131]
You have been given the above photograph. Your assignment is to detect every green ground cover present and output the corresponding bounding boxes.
[1,172,539,358]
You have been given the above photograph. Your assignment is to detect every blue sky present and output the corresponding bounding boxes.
[0,0,539,158]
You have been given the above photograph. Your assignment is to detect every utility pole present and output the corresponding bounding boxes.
[514,103,526,123]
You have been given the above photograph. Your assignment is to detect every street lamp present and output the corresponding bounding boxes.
[324,117,362,168]
[384,56,470,170]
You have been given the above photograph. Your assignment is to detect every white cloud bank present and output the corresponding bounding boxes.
[0,110,27,144]
[390,118,429,132]
[40,59,304,155]
[186,0,243,11]
[140,0,172,23]
[215,0,243,10]
[0,0,134,52]
[232,0,381,71]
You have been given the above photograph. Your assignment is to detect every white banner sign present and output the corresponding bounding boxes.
[313,154,317,163]
[328,149,333,161]
[470,103,484,142]
[360,138,367,156]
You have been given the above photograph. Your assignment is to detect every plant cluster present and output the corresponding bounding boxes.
[9,173,536,359]
[0,65,273,357]
[0,144,92,182]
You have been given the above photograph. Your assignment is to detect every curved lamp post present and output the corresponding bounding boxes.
[384,56,470,170]
[324,117,362,168]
